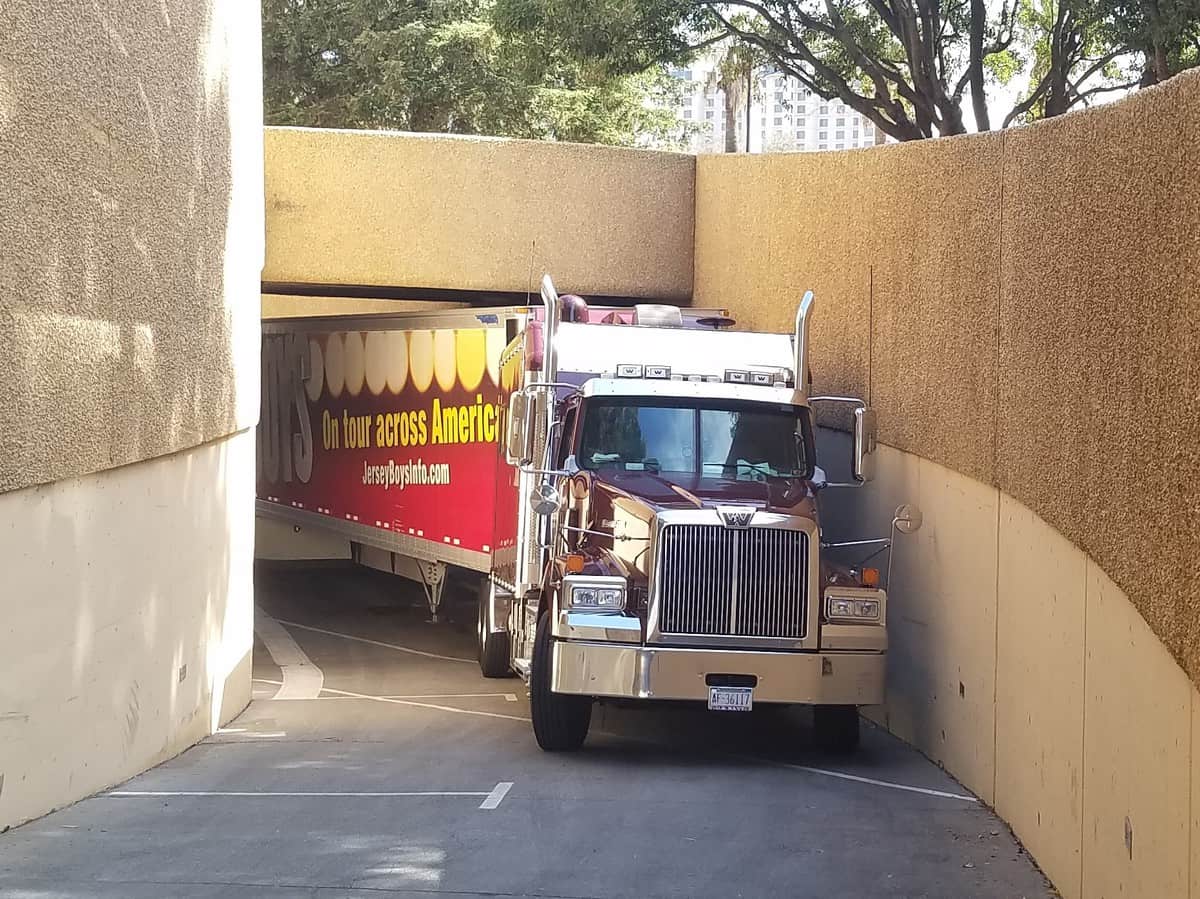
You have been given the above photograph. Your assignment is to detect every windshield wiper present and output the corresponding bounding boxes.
[708,461,801,478]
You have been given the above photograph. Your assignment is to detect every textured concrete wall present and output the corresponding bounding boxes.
[705,76,1199,899]
[815,440,1198,899]
[261,294,465,319]
[264,127,695,300]
[0,0,263,494]
[0,0,262,828]
[696,134,1003,479]
[697,71,1200,686]
[997,81,1200,684]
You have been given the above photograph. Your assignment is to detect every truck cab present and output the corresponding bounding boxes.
[480,277,899,753]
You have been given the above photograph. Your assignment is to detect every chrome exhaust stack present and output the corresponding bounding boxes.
[540,273,560,384]
[794,290,814,400]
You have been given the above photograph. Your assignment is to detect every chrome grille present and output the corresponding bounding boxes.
[656,525,807,639]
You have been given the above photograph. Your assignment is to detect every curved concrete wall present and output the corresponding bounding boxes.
[699,73,1200,898]
[264,127,696,301]
[697,71,1200,684]
[0,0,262,829]
[815,440,1198,899]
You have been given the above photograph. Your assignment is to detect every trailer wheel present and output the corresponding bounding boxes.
[477,583,512,679]
[530,611,591,751]
[814,704,861,754]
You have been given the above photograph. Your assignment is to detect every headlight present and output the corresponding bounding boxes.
[824,591,883,623]
[564,576,626,611]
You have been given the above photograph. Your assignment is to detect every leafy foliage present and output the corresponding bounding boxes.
[262,0,691,146]
[1099,0,1200,82]
[495,0,1200,142]
[704,39,765,151]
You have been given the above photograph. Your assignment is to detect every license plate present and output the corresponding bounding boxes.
[708,685,753,712]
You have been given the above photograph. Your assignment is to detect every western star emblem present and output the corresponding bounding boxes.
[718,506,755,528]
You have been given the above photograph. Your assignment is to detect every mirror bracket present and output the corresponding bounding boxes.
[810,395,876,484]
[884,503,923,588]
[520,466,570,478]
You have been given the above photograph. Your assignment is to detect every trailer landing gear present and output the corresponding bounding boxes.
[416,561,446,623]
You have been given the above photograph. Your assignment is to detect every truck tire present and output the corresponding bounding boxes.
[477,584,512,679]
[814,704,861,754]
[530,611,591,751]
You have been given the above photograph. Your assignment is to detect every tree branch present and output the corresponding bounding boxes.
[711,5,926,139]
[1069,46,1129,91]
[818,0,927,102]
[969,0,991,130]
[1002,73,1050,127]
[1075,78,1142,102]
[685,33,734,55]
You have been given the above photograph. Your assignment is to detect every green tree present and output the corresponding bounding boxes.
[1005,0,1124,125]
[494,0,1022,140]
[262,0,691,147]
[1102,0,1200,84]
[704,39,764,152]
[495,0,1200,141]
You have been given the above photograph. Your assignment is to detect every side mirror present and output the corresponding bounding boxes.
[884,502,922,588]
[505,390,531,465]
[852,406,877,483]
[893,503,923,534]
[529,482,561,516]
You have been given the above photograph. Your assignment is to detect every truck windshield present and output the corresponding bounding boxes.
[577,398,811,480]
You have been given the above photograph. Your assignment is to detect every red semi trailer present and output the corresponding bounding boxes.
[258,306,521,612]
[258,278,918,752]
[258,302,725,613]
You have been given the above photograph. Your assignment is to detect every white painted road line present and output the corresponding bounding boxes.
[109,790,492,799]
[254,610,325,700]
[378,692,521,702]
[273,618,475,664]
[212,729,288,739]
[316,684,530,723]
[600,730,980,805]
[743,755,979,803]
[253,679,521,705]
[479,782,513,810]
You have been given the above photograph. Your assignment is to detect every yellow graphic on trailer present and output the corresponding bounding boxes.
[260,325,508,486]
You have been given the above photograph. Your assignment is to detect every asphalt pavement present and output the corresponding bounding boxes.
[0,562,1055,898]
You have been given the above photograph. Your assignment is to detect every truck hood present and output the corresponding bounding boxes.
[587,468,818,520]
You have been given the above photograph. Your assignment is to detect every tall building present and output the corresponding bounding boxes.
[667,56,879,153]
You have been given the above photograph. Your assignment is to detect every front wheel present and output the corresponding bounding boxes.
[477,581,511,678]
[530,611,591,751]
[814,704,861,754]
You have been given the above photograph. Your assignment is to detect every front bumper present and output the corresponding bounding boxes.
[551,640,885,706]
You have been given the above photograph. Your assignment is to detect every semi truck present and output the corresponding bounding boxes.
[257,276,918,753]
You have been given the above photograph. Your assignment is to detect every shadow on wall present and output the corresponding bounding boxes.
[0,1,261,829]
[816,429,1200,899]
[0,0,258,492]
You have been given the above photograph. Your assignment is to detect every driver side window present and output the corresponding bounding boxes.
[555,405,578,468]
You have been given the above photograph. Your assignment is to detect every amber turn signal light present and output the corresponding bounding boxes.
[861,567,880,587]
[565,554,586,574]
